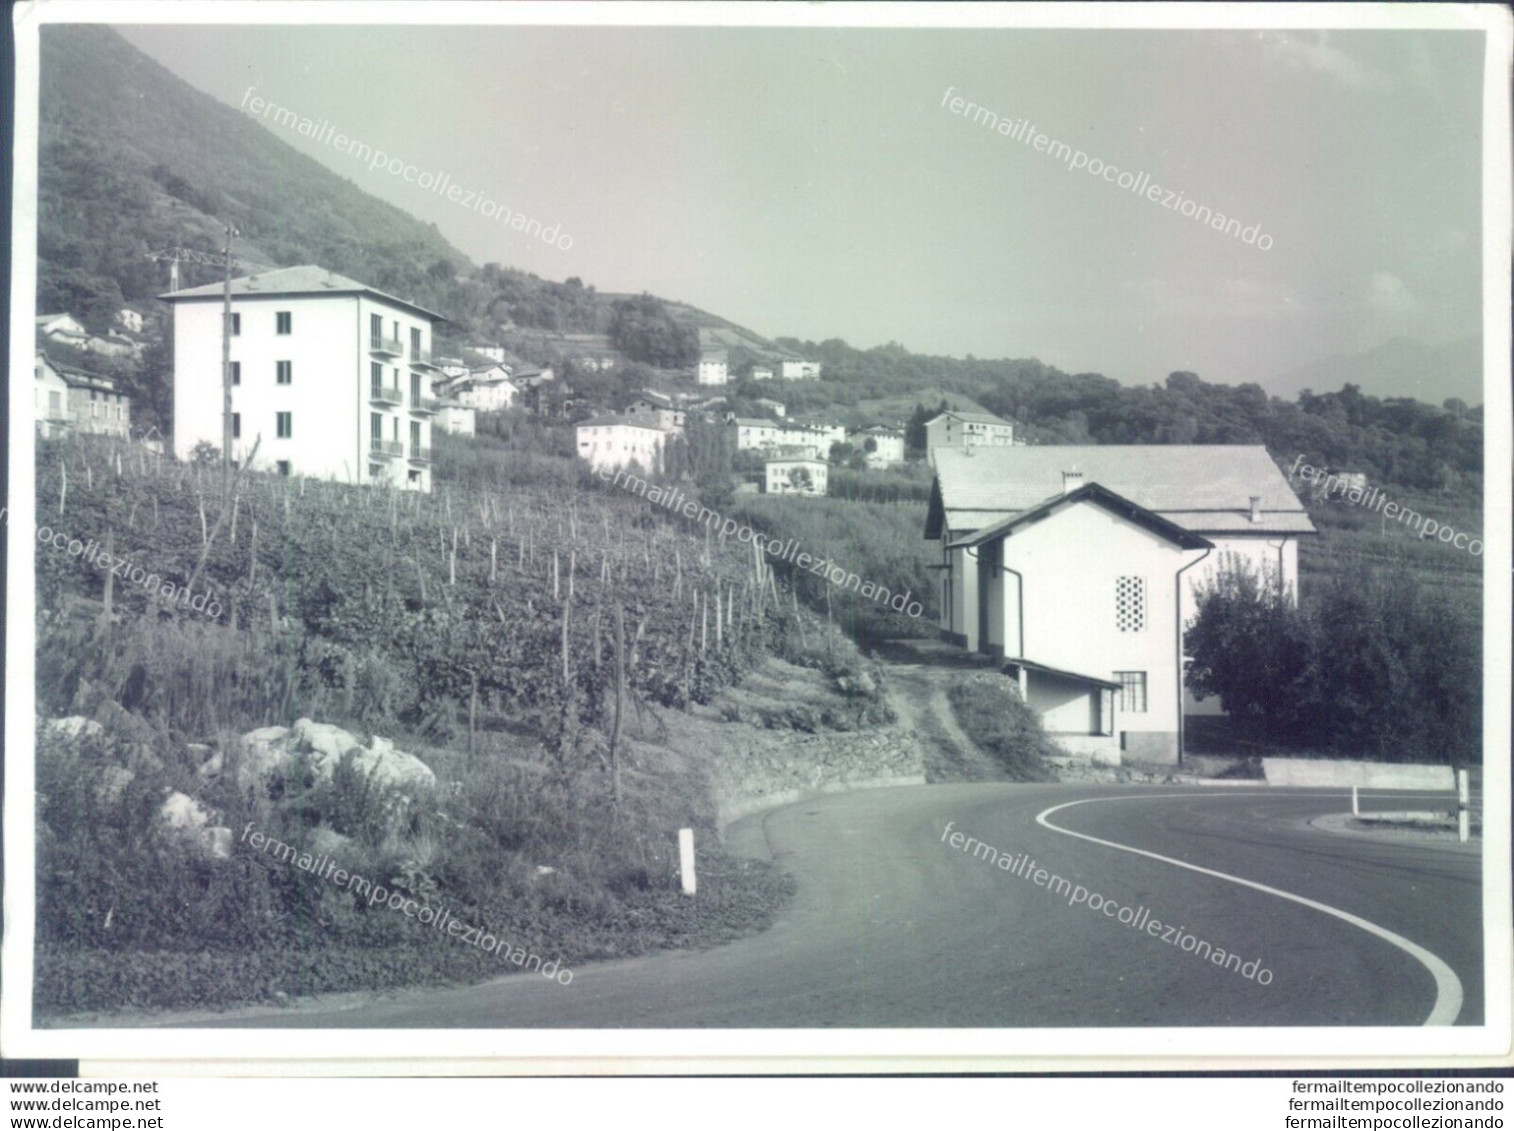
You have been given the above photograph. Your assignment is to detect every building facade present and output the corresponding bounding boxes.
[927,446,1315,764]
[576,416,668,474]
[697,351,729,386]
[163,265,445,492]
[625,392,686,433]
[450,365,518,412]
[435,401,476,436]
[35,354,132,439]
[850,425,906,468]
[924,409,1016,463]
[765,457,828,496]
[780,359,822,380]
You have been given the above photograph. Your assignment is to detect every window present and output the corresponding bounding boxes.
[276,412,292,439]
[276,360,292,385]
[411,373,421,402]
[371,412,383,441]
[232,413,241,439]
[227,312,241,336]
[1116,576,1146,632]
[276,311,292,334]
[1115,671,1147,714]
[371,362,383,398]
[230,361,241,386]
[370,313,383,346]
[410,420,421,450]
[411,327,422,357]
[276,460,291,477]
[48,391,60,417]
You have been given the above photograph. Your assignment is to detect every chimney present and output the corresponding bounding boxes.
[1249,495,1262,523]
[1062,470,1085,495]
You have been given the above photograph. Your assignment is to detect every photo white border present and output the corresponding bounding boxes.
[5,0,1510,1070]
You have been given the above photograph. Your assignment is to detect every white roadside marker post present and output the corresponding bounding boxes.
[1457,769,1470,843]
[679,827,697,895]
[1351,785,1359,817]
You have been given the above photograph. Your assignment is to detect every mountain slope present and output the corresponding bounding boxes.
[1268,335,1483,407]
[38,25,473,328]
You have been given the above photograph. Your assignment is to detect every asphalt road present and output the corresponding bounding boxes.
[189,784,1482,1028]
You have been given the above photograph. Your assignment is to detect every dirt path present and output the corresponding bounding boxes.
[879,651,1009,783]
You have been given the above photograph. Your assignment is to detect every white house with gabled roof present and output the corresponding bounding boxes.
[162,265,446,492]
[927,446,1315,764]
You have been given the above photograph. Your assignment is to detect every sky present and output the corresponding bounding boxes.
[118,22,1485,391]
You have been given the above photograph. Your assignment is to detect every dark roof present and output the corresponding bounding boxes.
[928,409,1012,427]
[577,415,668,431]
[947,482,1214,551]
[928,445,1316,539]
[1002,657,1122,691]
[159,265,447,323]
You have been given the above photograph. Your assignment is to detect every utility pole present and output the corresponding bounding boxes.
[147,239,241,478]
[221,223,236,486]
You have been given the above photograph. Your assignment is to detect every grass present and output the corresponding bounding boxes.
[944,673,1059,781]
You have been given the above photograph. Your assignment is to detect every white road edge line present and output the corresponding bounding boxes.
[1035,793,1464,1027]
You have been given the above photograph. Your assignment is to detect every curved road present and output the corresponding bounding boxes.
[189,783,1482,1028]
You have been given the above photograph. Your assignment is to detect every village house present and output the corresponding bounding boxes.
[434,400,476,436]
[697,349,730,386]
[36,312,88,344]
[162,264,445,492]
[780,358,822,380]
[625,391,686,433]
[750,366,774,382]
[575,415,668,474]
[765,455,828,496]
[924,409,1016,463]
[447,364,518,412]
[115,308,146,334]
[467,342,507,363]
[35,354,132,439]
[850,424,906,468]
[927,446,1314,765]
[754,397,786,418]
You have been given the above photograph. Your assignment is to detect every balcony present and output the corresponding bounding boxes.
[370,384,404,406]
[408,348,438,370]
[371,439,404,459]
[408,445,433,464]
[370,335,404,358]
[409,396,441,415]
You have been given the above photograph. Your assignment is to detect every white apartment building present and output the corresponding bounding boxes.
[765,457,828,496]
[697,351,729,386]
[850,425,906,468]
[162,265,446,492]
[924,409,1015,463]
[780,359,822,380]
[576,415,668,474]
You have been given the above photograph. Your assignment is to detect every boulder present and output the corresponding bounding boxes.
[159,790,211,830]
[46,716,104,741]
[235,720,434,794]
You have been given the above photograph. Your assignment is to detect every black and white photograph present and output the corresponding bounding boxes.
[2,0,1510,1075]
